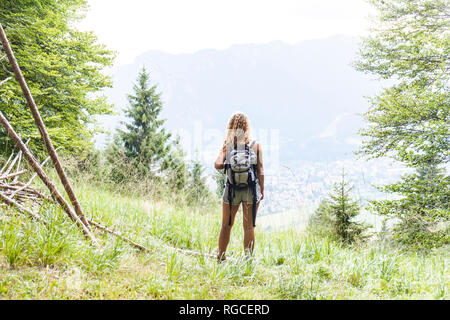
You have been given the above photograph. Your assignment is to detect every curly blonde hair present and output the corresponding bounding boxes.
[222,112,251,153]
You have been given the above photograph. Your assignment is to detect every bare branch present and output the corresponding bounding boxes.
[0,191,47,224]
[0,169,27,181]
[0,76,11,87]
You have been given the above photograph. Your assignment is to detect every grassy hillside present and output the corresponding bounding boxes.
[0,178,448,299]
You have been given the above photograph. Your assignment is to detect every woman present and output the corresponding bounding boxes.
[214,112,264,262]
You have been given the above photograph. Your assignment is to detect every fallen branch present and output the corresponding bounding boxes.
[87,218,151,253]
[0,23,91,229]
[87,218,218,260]
[13,149,23,182]
[12,183,50,200]
[0,191,47,224]
[4,150,20,175]
[10,152,57,199]
[0,169,27,181]
[0,183,48,200]
[166,245,218,260]
[0,152,14,174]
[0,110,98,245]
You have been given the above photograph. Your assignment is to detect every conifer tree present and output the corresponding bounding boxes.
[328,172,370,244]
[186,155,211,204]
[163,136,188,192]
[117,67,172,176]
[307,199,335,238]
[371,161,449,248]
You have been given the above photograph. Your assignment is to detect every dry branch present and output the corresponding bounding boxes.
[4,150,20,175]
[0,169,27,181]
[0,152,14,174]
[0,23,90,229]
[87,218,151,253]
[166,245,218,260]
[0,192,47,224]
[13,150,22,182]
[0,76,11,87]
[0,111,98,245]
[87,218,218,260]
[10,151,58,199]
[0,25,219,260]
[0,182,48,200]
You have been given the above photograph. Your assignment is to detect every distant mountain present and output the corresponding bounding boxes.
[97,35,382,164]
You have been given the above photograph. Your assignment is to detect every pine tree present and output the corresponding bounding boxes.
[116,67,172,176]
[370,161,449,248]
[163,135,188,192]
[307,199,335,238]
[328,171,370,244]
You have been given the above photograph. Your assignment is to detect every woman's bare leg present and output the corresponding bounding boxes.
[242,201,259,255]
[218,202,240,261]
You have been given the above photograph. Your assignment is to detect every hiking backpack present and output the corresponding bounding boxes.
[224,140,258,227]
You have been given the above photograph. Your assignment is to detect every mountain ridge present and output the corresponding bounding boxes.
[97,34,382,164]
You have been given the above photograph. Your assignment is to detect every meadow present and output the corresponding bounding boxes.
[0,174,448,300]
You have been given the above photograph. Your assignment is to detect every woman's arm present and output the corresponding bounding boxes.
[214,148,226,170]
[256,143,264,199]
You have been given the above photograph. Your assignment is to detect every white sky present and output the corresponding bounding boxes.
[78,0,374,65]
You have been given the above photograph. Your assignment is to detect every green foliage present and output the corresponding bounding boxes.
[329,173,369,244]
[357,0,449,85]
[107,67,192,192]
[0,217,26,267]
[0,178,448,299]
[355,0,449,166]
[102,67,216,205]
[82,239,123,275]
[370,163,449,249]
[309,172,371,244]
[358,85,449,166]
[162,136,188,192]
[0,0,115,157]
[307,199,336,239]
[114,67,172,176]
[355,0,449,248]
[213,170,226,198]
[185,157,213,206]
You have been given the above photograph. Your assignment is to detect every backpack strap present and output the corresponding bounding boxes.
[227,181,235,226]
[251,182,257,227]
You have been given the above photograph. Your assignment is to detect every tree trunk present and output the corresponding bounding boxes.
[0,23,90,228]
[0,111,98,245]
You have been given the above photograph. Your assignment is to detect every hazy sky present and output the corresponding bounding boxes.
[78,0,374,65]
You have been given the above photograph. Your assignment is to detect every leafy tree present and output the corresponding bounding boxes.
[328,172,370,244]
[355,0,449,247]
[115,67,172,176]
[0,0,114,157]
[356,0,449,86]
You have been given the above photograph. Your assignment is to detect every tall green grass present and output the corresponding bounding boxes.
[0,175,448,299]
